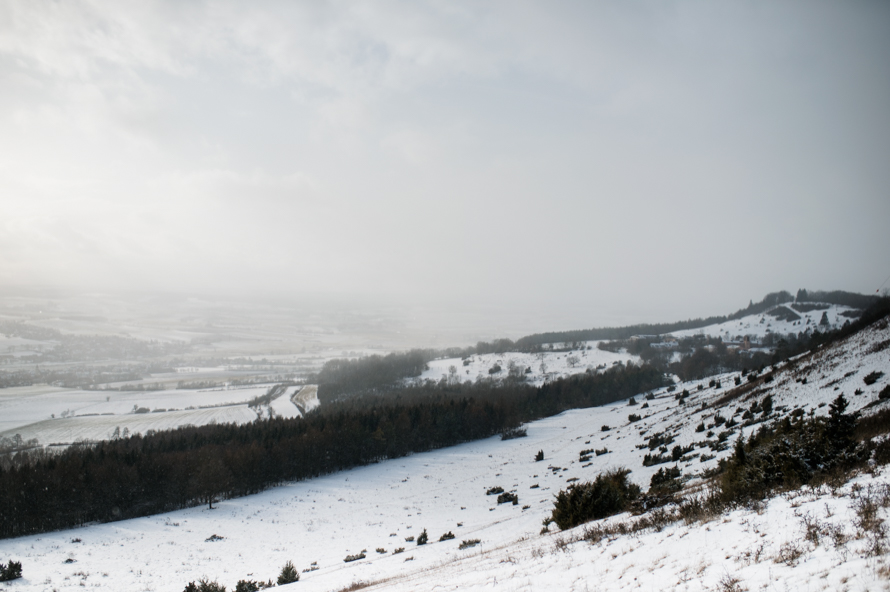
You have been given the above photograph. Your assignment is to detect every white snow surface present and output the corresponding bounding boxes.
[292,384,320,414]
[0,406,258,445]
[268,387,302,419]
[0,319,888,591]
[0,385,273,444]
[416,342,638,387]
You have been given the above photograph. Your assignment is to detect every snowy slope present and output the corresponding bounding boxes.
[672,303,858,341]
[414,342,638,387]
[0,318,888,591]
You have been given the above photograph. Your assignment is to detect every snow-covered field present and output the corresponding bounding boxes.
[416,342,638,387]
[292,385,320,414]
[1,407,259,446]
[0,384,327,445]
[1,317,888,591]
[0,385,275,444]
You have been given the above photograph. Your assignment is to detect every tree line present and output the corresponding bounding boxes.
[0,364,666,539]
[512,289,878,348]
[596,297,890,381]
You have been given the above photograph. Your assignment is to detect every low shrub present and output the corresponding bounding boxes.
[184,579,226,592]
[343,553,366,563]
[458,539,481,549]
[497,492,518,505]
[486,486,504,495]
[719,395,866,502]
[550,468,641,530]
[647,431,674,450]
[277,561,299,585]
[642,452,670,467]
[234,580,259,592]
[0,560,22,582]
[864,371,885,386]
[649,466,682,493]
[501,426,527,440]
[417,529,428,545]
[438,531,455,541]
[535,450,544,462]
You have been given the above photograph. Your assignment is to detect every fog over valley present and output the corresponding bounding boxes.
[1,1,888,323]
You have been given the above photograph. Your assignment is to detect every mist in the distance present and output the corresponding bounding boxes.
[2,1,889,333]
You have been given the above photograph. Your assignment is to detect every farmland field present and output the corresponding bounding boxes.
[0,385,275,445]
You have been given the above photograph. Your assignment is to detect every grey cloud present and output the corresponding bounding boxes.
[1,1,889,331]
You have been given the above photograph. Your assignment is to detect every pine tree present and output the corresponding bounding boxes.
[826,394,858,452]
[277,561,299,585]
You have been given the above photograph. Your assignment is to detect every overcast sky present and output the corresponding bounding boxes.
[1,1,889,329]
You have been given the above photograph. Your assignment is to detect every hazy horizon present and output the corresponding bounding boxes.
[2,1,889,332]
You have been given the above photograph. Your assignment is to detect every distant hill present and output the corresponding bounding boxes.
[513,289,879,348]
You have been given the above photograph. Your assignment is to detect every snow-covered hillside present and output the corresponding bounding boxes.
[672,302,858,341]
[1,316,888,591]
[414,303,861,391]
[414,342,638,387]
